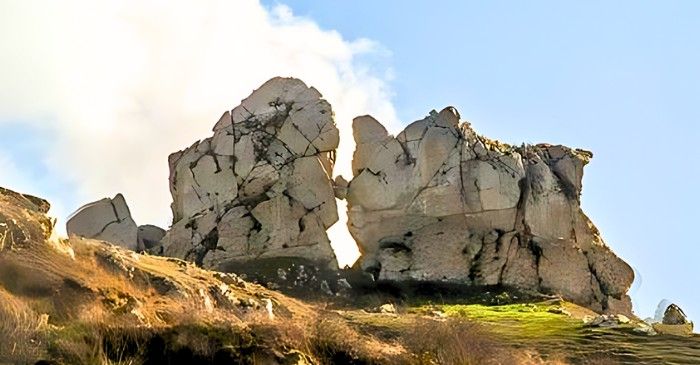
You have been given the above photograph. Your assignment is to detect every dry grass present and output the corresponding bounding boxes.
[244,308,408,364]
[0,233,313,364]
[0,288,49,363]
[311,313,406,364]
[0,234,609,365]
[0,232,410,364]
[402,317,519,365]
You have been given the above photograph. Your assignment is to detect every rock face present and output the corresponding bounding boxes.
[66,193,138,250]
[0,187,53,252]
[137,224,166,250]
[346,107,634,314]
[160,77,340,273]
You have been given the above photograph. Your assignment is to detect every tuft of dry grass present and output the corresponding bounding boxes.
[245,308,408,364]
[402,317,519,365]
[0,288,48,363]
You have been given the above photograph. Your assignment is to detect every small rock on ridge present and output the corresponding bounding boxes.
[663,304,691,325]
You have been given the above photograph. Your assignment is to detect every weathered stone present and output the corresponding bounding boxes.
[66,194,138,250]
[379,303,397,314]
[333,175,349,200]
[0,187,54,251]
[663,304,691,325]
[159,77,340,277]
[346,107,634,314]
[137,225,166,250]
[586,314,630,328]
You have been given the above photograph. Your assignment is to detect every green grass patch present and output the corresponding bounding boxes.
[426,302,581,339]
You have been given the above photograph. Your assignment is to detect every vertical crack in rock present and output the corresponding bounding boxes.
[346,106,634,314]
[66,194,139,251]
[158,77,340,283]
[63,77,633,310]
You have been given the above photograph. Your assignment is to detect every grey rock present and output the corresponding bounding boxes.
[633,321,657,335]
[320,280,333,296]
[663,304,691,325]
[137,224,166,250]
[66,194,138,250]
[160,77,339,274]
[380,303,397,314]
[346,107,634,315]
[333,175,349,200]
[547,307,571,316]
[337,278,352,289]
[586,314,629,328]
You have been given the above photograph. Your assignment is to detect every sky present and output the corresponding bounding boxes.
[1,1,698,324]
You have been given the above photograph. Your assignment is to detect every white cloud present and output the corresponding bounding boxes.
[0,0,398,267]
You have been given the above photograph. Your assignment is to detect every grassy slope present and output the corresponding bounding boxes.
[337,299,700,365]
[0,188,404,364]
[3,188,700,365]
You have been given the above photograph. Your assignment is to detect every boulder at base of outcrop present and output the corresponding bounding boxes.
[158,77,340,287]
[66,193,138,250]
[345,107,635,315]
[137,224,166,250]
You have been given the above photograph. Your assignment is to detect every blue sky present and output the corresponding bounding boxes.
[1,1,698,323]
[268,0,700,321]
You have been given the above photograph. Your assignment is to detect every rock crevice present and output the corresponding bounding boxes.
[159,77,340,273]
[61,78,634,313]
[346,107,634,314]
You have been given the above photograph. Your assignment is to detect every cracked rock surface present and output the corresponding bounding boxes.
[346,107,634,314]
[159,77,339,272]
[66,193,139,251]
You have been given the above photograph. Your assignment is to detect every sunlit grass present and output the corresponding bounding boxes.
[428,302,581,339]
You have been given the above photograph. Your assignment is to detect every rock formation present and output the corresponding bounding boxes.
[66,193,139,250]
[137,224,166,250]
[650,303,695,336]
[62,77,636,312]
[346,107,634,314]
[159,77,340,274]
[663,304,691,325]
[0,187,53,252]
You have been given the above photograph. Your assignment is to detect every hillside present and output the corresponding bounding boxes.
[1,186,699,365]
[0,187,399,364]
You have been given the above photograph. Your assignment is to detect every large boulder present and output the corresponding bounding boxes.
[137,224,166,250]
[345,107,635,314]
[66,193,138,250]
[159,77,340,275]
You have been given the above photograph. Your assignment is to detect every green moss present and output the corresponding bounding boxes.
[427,302,581,339]
[403,301,700,364]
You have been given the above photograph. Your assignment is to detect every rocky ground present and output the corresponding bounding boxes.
[2,187,411,364]
[2,187,699,365]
